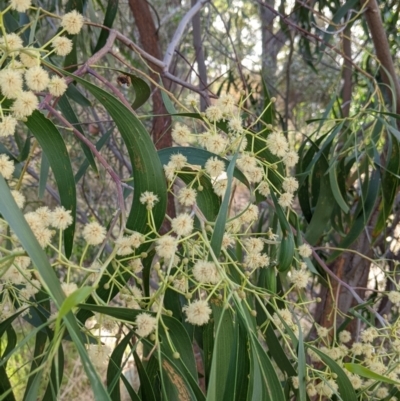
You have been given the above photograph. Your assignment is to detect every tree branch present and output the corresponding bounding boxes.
[191,0,208,111]
[163,0,209,72]
[361,0,400,116]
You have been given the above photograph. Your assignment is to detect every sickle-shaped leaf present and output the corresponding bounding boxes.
[93,0,119,53]
[210,152,239,258]
[308,346,357,401]
[107,331,136,400]
[79,304,205,401]
[63,71,167,234]
[58,94,98,173]
[24,110,76,258]
[57,71,167,321]
[344,363,400,385]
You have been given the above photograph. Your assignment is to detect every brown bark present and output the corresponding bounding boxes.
[128,0,172,149]
[128,0,175,228]
[361,0,400,116]
[191,0,208,111]
[341,25,352,118]
[316,243,371,338]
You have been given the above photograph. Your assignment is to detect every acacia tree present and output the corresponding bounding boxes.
[258,0,400,335]
[1,1,400,400]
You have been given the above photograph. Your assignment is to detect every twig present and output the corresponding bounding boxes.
[209,2,247,95]
[311,249,387,327]
[256,0,376,83]
[87,67,134,111]
[82,22,213,99]
[72,30,117,78]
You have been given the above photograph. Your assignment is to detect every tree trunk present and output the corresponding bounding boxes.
[317,0,399,337]
[128,0,172,150]
[259,0,288,93]
[361,0,400,117]
[128,0,175,228]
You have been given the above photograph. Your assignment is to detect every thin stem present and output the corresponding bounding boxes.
[311,249,387,327]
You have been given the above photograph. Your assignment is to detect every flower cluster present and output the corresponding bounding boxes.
[301,323,400,399]
[124,95,307,337]
[0,201,113,320]
[171,94,300,211]
[0,6,84,137]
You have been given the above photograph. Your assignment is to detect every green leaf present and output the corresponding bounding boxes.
[55,286,93,335]
[78,304,204,401]
[179,170,221,222]
[373,130,400,236]
[64,72,167,234]
[157,147,249,187]
[158,147,249,222]
[0,326,18,401]
[248,333,285,400]
[0,309,27,339]
[237,305,284,400]
[107,331,135,400]
[210,152,239,258]
[206,306,236,401]
[305,169,335,245]
[134,352,157,401]
[42,345,64,401]
[158,318,198,383]
[308,346,357,401]
[227,321,250,401]
[319,0,359,53]
[98,68,151,110]
[130,75,152,110]
[75,127,113,183]
[329,164,350,214]
[0,366,16,401]
[57,71,166,317]
[0,177,110,401]
[328,168,380,262]
[344,363,400,385]
[263,325,296,378]
[23,331,47,401]
[2,326,17,370]
[24,110,76,258]
[58,94,98,173]
[270,191,294,272]
[38,152,49,199]
[260,79,275,126]
[120,375,141,401]
[202,321,214,387]
[295,321,307,401]
[63,35,78,72]
[66,84,92,107]
[93,0,118,53]
[161,89,181,117]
